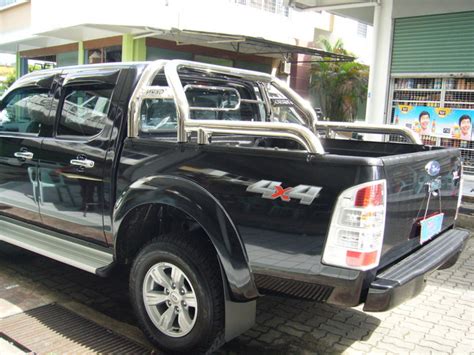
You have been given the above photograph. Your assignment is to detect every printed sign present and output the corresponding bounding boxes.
[420,213,444,244]
[393,105,474,141]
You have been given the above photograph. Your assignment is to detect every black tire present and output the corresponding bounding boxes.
[129,231,224,354]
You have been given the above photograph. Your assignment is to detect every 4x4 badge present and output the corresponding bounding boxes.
[246,180,322,205]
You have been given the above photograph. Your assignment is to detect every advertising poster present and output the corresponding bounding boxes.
[394,105,474,141]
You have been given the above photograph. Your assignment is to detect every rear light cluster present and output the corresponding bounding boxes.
[322,180,387,271]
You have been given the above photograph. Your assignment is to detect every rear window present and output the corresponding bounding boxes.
[140,98,178,133]
[139,81,263,136]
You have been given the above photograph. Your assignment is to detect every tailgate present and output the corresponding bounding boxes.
[379,148,462,268]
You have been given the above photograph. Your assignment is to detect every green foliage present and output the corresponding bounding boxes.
[0,69,16,93]
[0,62,54,93]
[311,38,369,122]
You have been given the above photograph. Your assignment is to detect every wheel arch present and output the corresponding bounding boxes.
[113,175,258,302]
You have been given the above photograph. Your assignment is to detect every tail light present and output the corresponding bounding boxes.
[322,180,387,271]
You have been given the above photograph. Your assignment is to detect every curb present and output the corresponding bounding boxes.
[456,213,474,230]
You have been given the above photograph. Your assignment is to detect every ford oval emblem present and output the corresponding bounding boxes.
[425,161,441,176]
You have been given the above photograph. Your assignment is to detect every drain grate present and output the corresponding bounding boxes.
[0,304,151,353]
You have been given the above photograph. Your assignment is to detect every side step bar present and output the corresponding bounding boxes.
[0,217,113,275]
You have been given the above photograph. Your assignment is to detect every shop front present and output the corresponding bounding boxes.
[388,11,474,172]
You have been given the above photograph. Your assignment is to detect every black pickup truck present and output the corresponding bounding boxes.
[0,60,469,353]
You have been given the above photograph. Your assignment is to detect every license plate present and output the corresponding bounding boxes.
[420,213,444,244]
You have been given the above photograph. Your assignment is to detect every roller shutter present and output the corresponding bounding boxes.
[391,11,474,74]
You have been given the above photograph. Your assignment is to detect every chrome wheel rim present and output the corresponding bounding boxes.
[143,262,198,337]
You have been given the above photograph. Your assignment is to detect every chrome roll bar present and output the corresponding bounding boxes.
[316,121,422,145]
[185,120,323,153]
[129,59,325,154]
[271,78,318,130]
[128,60,421,155]
[128,60,168,138]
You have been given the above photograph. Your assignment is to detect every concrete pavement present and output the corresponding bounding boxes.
[0,235,472,354]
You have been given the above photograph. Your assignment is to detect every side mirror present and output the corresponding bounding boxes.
[184,85,241,112]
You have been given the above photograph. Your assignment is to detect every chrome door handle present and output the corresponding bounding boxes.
[70,159,95,168]
[14,151,34,160]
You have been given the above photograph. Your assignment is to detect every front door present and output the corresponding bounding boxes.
[0,80,55,223]
[38,69,121,245]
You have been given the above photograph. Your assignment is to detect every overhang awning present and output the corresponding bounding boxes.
[0,23,353,63]
[0,32,72,53]
[151,28,353,62]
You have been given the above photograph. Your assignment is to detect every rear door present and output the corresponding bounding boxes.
[37,68,122,245]
[0,74,56,223]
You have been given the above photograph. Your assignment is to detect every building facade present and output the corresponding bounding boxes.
[291,0,474,171]
[0,0,328,83]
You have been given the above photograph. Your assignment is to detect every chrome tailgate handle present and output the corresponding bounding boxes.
[14,151,34,160]
[70,159,95,168]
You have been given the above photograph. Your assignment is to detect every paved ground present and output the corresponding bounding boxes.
[0,236,473,354]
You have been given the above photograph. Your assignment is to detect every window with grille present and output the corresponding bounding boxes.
[357,23,368,38]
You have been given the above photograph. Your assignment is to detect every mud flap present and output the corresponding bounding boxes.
[224,297,256,342]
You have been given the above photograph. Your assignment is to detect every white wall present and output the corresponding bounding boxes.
[327,15,373,65]
[28,0,317,46]
[31,0,176,34]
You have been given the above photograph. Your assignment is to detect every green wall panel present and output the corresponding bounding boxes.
[57,51,79,67]
[234,60,271,73]
[194,55,233,67]
[146,47,193,61]
[392,11,474,74]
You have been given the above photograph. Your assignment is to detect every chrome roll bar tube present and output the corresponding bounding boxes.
[316,121,422,145]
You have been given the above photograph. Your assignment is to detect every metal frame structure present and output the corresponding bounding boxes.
[128,60,422,155]
[316,121,422,145]
[128,59,324,153]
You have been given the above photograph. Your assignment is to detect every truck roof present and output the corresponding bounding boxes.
[17,62,150,80]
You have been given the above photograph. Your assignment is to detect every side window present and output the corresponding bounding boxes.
[57,86,113,137]
[0,88,51,135]
[140,98,178,134]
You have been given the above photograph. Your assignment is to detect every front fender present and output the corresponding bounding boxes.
[113,175,258,302]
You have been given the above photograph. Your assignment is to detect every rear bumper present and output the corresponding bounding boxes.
[363,228,469,312]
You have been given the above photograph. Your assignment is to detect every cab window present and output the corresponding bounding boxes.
[57,85,113,137]
[0,88,51,135]
[140,98,178,134]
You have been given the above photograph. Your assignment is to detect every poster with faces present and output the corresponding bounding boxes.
[394,105,474,141]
